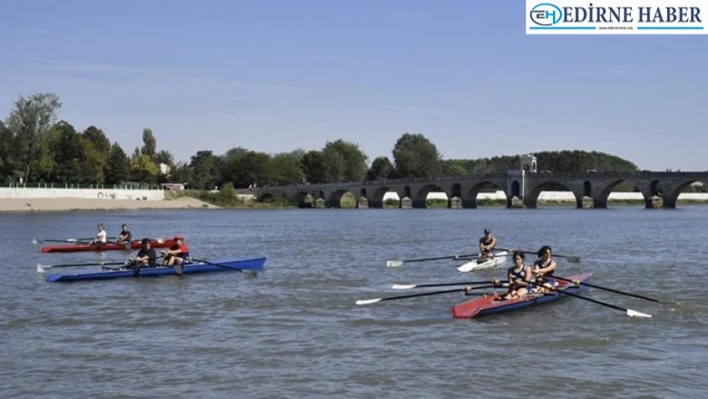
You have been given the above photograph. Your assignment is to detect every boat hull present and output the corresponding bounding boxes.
[456,251,509,272]
[46,256,266,282]
[451,273,592,319]
[41,238,175,253]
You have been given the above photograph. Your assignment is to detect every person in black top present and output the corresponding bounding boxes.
[117,224,133,244]
[127,238,157,268]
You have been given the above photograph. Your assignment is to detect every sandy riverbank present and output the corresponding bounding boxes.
[0,197,220,212]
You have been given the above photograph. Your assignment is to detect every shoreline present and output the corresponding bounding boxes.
[2,196,708,213]
[0,197,220,213]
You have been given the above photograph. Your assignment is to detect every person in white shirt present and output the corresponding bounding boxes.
[91,223,107,245]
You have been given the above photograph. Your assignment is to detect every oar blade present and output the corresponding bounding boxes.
[391,284,416,290]
[32,238,40,245]
[626,309,652,318]
[565,255,581,263]
[386,259,404,268]
[355,298,382,305]
[37,264,47,273]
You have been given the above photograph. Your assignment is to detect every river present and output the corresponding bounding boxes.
[1,206,706,398]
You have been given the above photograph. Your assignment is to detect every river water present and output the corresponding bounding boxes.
[0,206,706,398]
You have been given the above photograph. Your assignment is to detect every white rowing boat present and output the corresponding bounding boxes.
[456,250,509,272]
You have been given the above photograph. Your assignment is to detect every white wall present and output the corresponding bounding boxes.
[382,190,708,201]
[0,187,165,200]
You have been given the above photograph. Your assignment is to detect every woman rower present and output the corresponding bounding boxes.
[502,250,532,300]
[530,245,558,293]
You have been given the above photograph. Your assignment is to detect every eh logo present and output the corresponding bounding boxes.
[530,3,563,26]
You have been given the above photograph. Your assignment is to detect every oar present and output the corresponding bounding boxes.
[355,285,494,305]
[391,279,506,290]
[386,253,477,267]
[33,237,118,244]
[552,275,660,303]
[497,247,581,263]
[527,280,651,318]
[37,261,127,273]
[188,257,258,277]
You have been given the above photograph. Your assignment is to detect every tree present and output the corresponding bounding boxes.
[366,156,394,181]
[188,150,221,190]
[154,149,175,167]
[49,121,84,183]
[5,92,62,182]
[392,133,441,178]
[140,128,156,158]
[322,139,368,182]
[267,150,305,186]
[83,126,111,156]
[441,159,468,176]
[222,150,271,188]
[105,143,131,184]
[131,154,158,183]
[301,150,327,184]
[0,122,18,182]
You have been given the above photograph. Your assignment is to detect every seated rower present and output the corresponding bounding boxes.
[90,223,107,246]
[478,228,496,259]
[127,238,157,269]
[530,245,558,293]
[161,234,190,272]
[117,224,133,245]
[502,250,532,300]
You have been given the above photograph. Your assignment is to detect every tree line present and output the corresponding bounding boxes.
[5,91,695,192]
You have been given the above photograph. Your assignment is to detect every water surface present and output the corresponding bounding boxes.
[0,206,706,398]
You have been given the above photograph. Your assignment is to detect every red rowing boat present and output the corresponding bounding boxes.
[451,273,591,319]
[41,238,175,253]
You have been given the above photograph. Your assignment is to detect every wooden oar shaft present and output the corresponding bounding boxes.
[552,275,660,303]
[47,261,127,268]
[415,280,502,288]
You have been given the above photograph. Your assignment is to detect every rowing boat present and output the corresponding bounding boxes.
[456,250,509,272]
[41,238,175,253]
[45,256,266,282]
[451,272,591,319]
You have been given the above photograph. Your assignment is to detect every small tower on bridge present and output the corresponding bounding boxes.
[520,154,537,173]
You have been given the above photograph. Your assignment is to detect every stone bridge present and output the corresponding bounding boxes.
[248,171,708,209]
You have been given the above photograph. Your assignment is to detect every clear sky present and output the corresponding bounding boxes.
[0,0,705,170]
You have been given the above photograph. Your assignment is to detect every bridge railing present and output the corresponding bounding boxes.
[255,170,708,191]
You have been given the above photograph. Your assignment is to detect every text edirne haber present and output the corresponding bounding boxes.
[560,4,702,24]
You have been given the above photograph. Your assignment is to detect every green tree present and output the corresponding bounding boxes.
[322,139,368,181]
[105,143,131,185]
[301,150,327,184]
[392,133,441,178]
[441,159,468,176]
[222,150,271,188]
[5,92,62,182]
[366,156,394,181]
[267,150,305,185]
[131,154,158,183]
[49,121,85,183]
[140,128,156,158]
[0,121,18,182]
[188,150,222,189]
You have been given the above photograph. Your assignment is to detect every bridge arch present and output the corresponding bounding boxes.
[664,179,706,209]
[369,186,393,208]
[414,184,448,208]
[257,192,275,202]
[595,179,651,208]
[583,181,592,197]
[328,189,356,208]
[524,180,579,208]
[293,191,313,208]
[462,181,505,208]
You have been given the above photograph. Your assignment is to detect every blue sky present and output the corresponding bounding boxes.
[0,0,705,170]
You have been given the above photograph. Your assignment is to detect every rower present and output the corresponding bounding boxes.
[530,245,558,293]
[502,250,532,300]
[117,224,132,244]
[478,228,496,259]
[90,223,107,246]
[161,234,190,273]
[127,238,157,269]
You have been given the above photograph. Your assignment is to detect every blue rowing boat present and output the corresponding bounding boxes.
[45,256,267,283]
[451,273,591,319]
